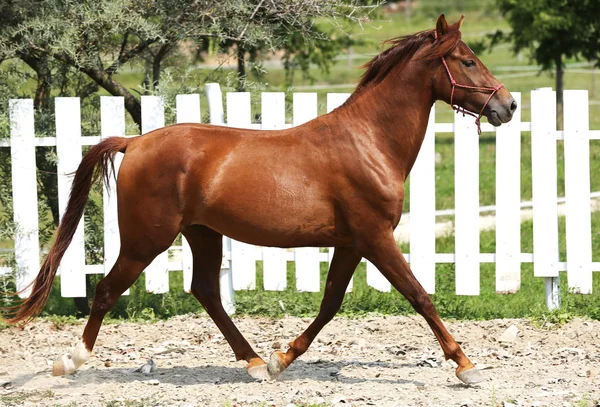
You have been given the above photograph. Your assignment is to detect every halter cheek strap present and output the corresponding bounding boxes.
[435,33,504,135]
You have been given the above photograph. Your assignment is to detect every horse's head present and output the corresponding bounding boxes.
[431,14,516,129]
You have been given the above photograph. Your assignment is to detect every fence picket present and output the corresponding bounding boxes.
[409,106,436,294]
[293,93,321,292]
[563,90,592,293]
[326,93,354,292]
[101,97,125,292]
[531,89,559,278]
[55,98,86,297]
[9,99,39,297]
[3,89,599,309]
[261,92,288,291]
[141,96,169,294]
[204,84,235,314]
[495,92,522,293]
[176,94,201,293]
[227,92,256,290]
[454,112,480,295]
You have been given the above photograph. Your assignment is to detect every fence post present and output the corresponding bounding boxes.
[326,93,357,292]
[175,94,201,295]
[204,84,235,314]
[409,105,436,294]
[454,111,480,295]
[225,91,257,291]
[530,88,560,310]
[495,92,522,293]
[563,90,592,294]
[9,99,39,297]
[141,96,169,294]
[293,93,321,292]
[261,92,288,291]
[55,97,86,297]
[101,96,125,296]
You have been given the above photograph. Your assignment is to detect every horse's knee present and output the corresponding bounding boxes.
[191,281,217,303]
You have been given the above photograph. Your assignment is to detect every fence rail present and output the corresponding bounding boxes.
[1,85,597,312]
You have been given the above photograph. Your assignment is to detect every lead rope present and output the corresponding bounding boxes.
[435,32,504,135]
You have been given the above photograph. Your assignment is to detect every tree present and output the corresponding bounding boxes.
[491,0,600,128]
[0,0,376,314]
[1,0,373,128]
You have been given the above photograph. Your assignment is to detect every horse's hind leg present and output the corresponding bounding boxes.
[183,225,268,380]
[52,252,157,375]
[52,203,181,376]
[268,247,361,378]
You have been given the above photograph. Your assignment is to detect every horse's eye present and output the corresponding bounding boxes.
[462,60,475,67]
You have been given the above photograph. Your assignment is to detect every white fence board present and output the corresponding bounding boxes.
[204,85,235,313]
[226,92,256,290]
[366,260,391,292]
[326,93,353,292]
[261,92,286,130]
[3,89,600,310]
[101,96,125,291]
[563,90,593,293]
[55,98,86,297]
[175,94,201,293]
[141,96,169,294]
[292,93,321,292]
[227,92,252,128]
[530,89,559,277]
[454,112,480,295]
[495,92,522,293]
[206,83,225,125]
[327,93,351,113]
[261,92,288,290]
[293,93,318,127]
[9,99,39,297]
[409,106,436,294]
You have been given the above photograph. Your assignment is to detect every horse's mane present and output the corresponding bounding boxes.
[349,28,462,100]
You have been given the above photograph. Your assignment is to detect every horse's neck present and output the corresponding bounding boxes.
[341,66,434,179]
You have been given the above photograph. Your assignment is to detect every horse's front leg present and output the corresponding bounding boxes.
[357,228,484,385]
[268,246,361,378]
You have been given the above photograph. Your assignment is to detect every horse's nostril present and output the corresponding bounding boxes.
[510,100,518,113]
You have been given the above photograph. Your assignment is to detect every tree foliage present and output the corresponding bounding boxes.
[491,0,600,126]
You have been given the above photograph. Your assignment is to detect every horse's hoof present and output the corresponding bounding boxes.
[267,350,287,378]
[246,362,270,381]
[456,367,484,385]
[52,354,76,376]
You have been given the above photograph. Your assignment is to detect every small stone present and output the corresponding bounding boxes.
[104,360,111,367]
[498,325,519,343]
[272,341,281,349]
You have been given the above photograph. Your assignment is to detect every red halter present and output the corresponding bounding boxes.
[436,33,504,135]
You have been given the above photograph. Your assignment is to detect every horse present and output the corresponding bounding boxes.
[5,14,516,384]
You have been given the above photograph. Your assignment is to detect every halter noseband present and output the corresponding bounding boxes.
[435,32,504,135]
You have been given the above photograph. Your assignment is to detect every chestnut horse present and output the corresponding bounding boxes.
[6,15,515,384]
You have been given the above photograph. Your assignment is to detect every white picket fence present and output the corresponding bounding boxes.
[1,85,599,313]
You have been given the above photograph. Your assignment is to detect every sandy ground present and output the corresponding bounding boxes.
[0,315,599,407]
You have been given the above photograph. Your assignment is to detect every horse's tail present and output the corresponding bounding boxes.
[4,137,130,324]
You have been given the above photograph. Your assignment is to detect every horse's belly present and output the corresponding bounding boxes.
[195,194,350,248]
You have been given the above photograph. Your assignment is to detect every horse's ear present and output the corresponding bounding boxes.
[435,14,449,38]
[449,15,465,31]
